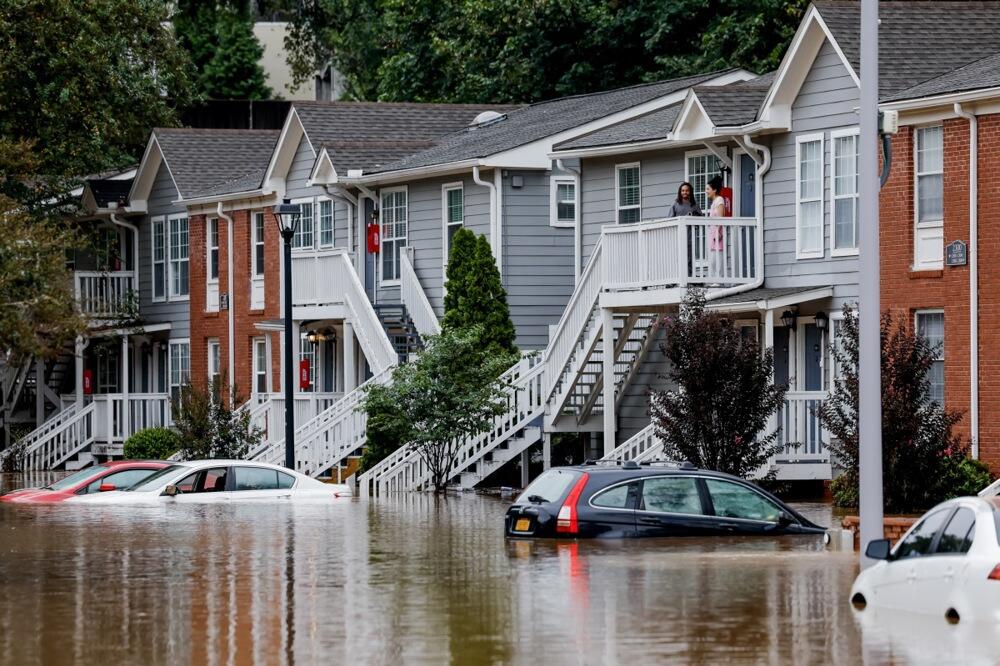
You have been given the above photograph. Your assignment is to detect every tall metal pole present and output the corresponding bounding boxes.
[282,229,296,471]
[858,0,883,566]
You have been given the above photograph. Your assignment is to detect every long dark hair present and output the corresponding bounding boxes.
[676,182,695,204]
[707,175,724,195]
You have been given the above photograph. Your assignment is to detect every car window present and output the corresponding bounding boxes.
[234,467,280,491]
[44,467,107,491]
[81,469,158,494]
[591,483,631,509]
[935,508,976,555]
[895,509,951,559]
[199,468,228,492]
[705,479,782,522]
[515,469,581,504]
[175,472,200,493]
[277,472,295,489]
[640,477,704,515]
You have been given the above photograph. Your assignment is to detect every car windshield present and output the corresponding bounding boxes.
[515,469,581,504]
[43,467,105,491]
[125,465,188,492]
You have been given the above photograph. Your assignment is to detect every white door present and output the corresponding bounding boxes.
[875,508,952,612]
[168,467,231,504]
[229,466,293,501]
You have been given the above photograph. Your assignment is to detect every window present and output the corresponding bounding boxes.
[549,177,576,227]
[591,483,631,509]
[252,212,265,277]
[639,477,704,515]
[686,152,715,211]
[207,339,221,388]
[916,310,945,404]
[935,508,976,554]
[380,188,407,282]
[796,134,824,258]
[515,469,580,504]
[96,353,119,393]
[916,126,944,226]
[169,340,191,400]
[83,469,157,494]
[615,164,640,224]
[175,467,228,494]
[292,201,314,250]
[299,333,315,392]
[151,218,166,302]
[234,467,282,491]
[253,337,268,394]
[207,218,219,281]
[319,199,334,247]
[895,508,951,559]
[832,129,859,254]
[443,184,464,263]
[168,215,190,298]
[705,479,782,522]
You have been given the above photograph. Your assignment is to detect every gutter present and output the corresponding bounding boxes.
[955,103,979,458]
[882,86,1000,112]
[555,159,583,283]
[472,166,501,271]
[323,184,358,260]
[216,202,236,404]
[175,188,273,207]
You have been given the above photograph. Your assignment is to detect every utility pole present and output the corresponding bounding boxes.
[858,0,883,566]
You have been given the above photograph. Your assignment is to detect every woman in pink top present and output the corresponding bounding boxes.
[706,175,726,281]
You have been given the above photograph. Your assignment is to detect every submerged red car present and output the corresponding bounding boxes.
[0,461,169,503]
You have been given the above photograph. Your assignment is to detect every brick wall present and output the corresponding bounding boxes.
[841,515,918,550]
[880,113,1000,472]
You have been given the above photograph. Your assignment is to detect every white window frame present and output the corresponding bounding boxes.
[206,217,220,283]
[614,162,641,225]
[291,197,315,251]
[441,182,464,282]
[207,338,221,388]
[685,149,716,212]
[253,336,269,395]
[252,212,266,277]
[549,176,578,228]
[828,309,846,390]
[830,128,860,257]
[151,216,167,303]
[915,309,945,404]
[318,197,335,248]
[379,186,408,286]
[914,125,945,270]
[167,214,190,301]
[168,339,191,399]
[795,133,825,260]
[299,332,316,393]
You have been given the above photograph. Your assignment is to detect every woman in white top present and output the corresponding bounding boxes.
[706,176,727,281]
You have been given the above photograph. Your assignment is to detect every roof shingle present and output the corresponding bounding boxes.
[154,128,280,199]
[883,50,1000,102]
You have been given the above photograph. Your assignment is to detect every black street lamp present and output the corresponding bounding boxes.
[274,198,301,471]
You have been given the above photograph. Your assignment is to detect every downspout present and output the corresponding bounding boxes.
[472,166,500,268]
[705,135,771,302]
[109,212,139,287]
[955,103,979,458]
[323,184,358,255]
[556,159,583,284]
[216,202,236,403]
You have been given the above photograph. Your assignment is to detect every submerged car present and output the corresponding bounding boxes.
[504,461,826,538]
[851,496,1000,623]
[65,460,352,505]
[0,461,169,504]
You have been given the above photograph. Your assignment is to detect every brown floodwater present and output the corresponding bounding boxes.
[0,473,996,665]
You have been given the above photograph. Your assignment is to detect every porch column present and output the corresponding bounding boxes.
[542,432,552,471]
[75,337,85,411]
[121,335,130,438]
[343,321,357,392]
[520,449,530,488]
[602,308,616,457]
[764,308,777,439]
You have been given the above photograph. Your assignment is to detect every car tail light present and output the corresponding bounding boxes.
[988,564,1000,581]
[556,473,590,535]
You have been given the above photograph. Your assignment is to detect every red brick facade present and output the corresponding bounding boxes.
[880,114,1000,471]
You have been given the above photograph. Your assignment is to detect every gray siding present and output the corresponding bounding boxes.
[761,38,860,307]
[138,163,190,336]
[616,328,672,443]
[286,134,353,252]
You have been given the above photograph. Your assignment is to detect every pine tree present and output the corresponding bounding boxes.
[442,227,477,317]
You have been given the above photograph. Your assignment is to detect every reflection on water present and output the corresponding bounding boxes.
[0,475,990,665]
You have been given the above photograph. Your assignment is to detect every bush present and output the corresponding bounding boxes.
[830,473,858,509]
[124,427,181,460]
[171,376,262,461]
[937,454,993,500]
[358,389,412,473]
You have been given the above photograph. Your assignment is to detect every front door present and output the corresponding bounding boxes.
[773,327,790,388]
[739,153,756,217]
[803,323,824,391]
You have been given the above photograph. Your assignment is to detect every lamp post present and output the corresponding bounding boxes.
[274,198,301,471]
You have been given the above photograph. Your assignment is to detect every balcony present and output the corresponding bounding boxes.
[601,216,759,294]
[772,390,831,480]
[290,248,351,316]
[74,271,137,321]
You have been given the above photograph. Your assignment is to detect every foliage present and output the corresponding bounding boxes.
[285,0,807,103]
[937,455,993,500]
[171,376,263,461]
[441,230,518,357]
[123,427,183,460]
[173,1,273,100]
[358,384,413,473]
[0,195,88,359]
[649,289,787,478]
[360,326,518,492]
[0,0,194,198]
[818,306,987,513]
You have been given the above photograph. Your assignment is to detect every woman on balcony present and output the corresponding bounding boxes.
[706,176,726,282]
[668,182,702,218]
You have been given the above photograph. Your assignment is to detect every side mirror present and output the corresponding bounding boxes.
[865,538,892,561]
[98,484,116,492]
[163,485,179,497]
[777,511,795,527]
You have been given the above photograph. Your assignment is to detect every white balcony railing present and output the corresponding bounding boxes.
[246,392,345,451]
[401,249,441,339]
[291,248,350,308]
[775,390,829,462]
[74,271,135,319]
[602,216,759,292]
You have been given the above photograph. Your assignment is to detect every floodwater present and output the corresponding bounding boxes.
[0,474,997,666]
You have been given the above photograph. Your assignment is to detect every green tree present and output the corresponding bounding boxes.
[818,306,991,513]
[173,1,273,100]
[442,231,517,357]
[171,376,263,461]
[360,326,517,493]
[358,383,414,472]
[124,427,183,460]
[649,289,787,478]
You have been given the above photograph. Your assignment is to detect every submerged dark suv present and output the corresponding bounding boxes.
[504,461,826,539]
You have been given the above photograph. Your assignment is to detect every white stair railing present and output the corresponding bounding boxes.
[2,402,97,471]
[336,253,397,374]
[401,249,441,339]
[600,423,663,463]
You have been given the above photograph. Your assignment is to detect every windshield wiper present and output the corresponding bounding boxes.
[526,494,548,504]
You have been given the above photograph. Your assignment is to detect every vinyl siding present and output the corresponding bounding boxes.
[138,163,190,336]
[286,135,353,252]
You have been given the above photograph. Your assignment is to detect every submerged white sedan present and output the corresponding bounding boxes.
[65,460,352,505]
[851,496,1000,623]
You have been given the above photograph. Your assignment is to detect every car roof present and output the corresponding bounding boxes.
[563,462,740,480]
[103,460,171,468]
[170,459,292,471]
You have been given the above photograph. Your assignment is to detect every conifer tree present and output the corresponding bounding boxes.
[442,227,477,317]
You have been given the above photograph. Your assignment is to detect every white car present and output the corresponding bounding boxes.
[851,496,1000,623]
[65,460,352,505]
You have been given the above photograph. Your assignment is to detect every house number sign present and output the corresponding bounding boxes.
[945,240,967,267]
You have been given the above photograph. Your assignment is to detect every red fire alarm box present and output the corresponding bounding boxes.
[83,368,93,395]
[299,359,311,391]
[720,186,734,217]
[366,223,380,254]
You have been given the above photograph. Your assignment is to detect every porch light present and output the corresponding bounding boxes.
[814,311,829,332]
[780,310,798,330]
[274,198,301,238]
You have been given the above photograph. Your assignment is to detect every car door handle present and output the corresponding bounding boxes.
[638,516,661,525]
[718,523,740,531]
